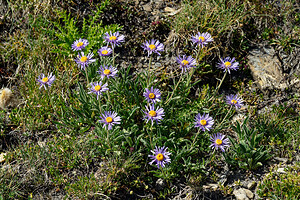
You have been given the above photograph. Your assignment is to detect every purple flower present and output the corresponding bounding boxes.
[71,38,89,51]
[74,52,96,70]
[99,111,121,130]
[191,32,213,48]
[209,133,230,152]
[143,104,164,125]
[176,55,197,73]
[88,81,109,100]
[37,72,55,90]
[143,87,161,104]
[217,57,239,74]
[141,39,164,57]
[97,46,113,57]
[194,113,214,131]
[148,146,171,168]
[97,65,118,79]
[104,31,125,48]
[226,94,243,109]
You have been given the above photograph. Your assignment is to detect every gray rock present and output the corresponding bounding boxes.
[156,178,165,190]
[247,181,257,190]
[276,168,287,174]
[247,46,286,92]
[233,188,249,200]
[247,46,300,93]
[244,188,254,199]
[143,3,152,12]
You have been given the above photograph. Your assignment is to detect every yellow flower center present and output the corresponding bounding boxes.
[76,42,84,47]
[94,85,101,91]
[149,93,155,99]
[149,110,157,117]
[156,153,164,161]
[216,139,223,145]
[42,77,49,83]
[104,69,111,75]
[224,61,231,67]
[109,36,117,41]
[198,36,205,41]
[80,56,88,62]
[231,99,237,104]
[149,44,156,50]
[106,117,113,123]
[181,60,189,65]
[102,50,108,55]
[200,119,207,126]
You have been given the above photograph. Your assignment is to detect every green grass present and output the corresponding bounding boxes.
[0,0,299,199]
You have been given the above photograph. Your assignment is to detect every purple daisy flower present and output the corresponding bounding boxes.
[97,65,118,79]
[141,39,164,57]
[74,52,96,70]
[143,87,161,104]
[88,81,109,100]
[226,94,243,109]
[143,104,164,125]
[97,46,113,57]
[191,32,213,48]
[176,55,197,73]
[148,146,171,168]
[37,72,55,90]
[209,133,230,152]
[194,113,214,131]
[71,38,89,51]
[104,31,125,48]
[99,111,121,130]
[217,57,239,74]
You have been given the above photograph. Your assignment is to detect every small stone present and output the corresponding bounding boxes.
[0,152,6,163]
[247,181,257,190]
[276,168,287,174]
[143,3,152,12]
[274,157,288,163]
[233,188,249,200]
[156,178,165,190]
[244,189,254,199]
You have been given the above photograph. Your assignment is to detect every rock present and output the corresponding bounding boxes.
[247,181,257,190]
[164,7,181,16]
[247,46,300,94]
[156,178,165,190]
[244,189,254,199]
[233,188,254,200]
[203,183,218,191]
[276,168,287,174]
[247,46,286,92]
[0,152,6,163]
[274,157,288,163]
[143,3,152,12]
[233,188,249,200]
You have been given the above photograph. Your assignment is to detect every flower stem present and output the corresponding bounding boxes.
[85,68,89,86]
[215,106,233,130]
[98,96,102,114]
[147,55,153,88]
[215,71,227,95]
[190,128,201,150]
[112,48,115,67]
[165,72,183,105]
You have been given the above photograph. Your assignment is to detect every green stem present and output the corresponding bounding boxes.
[147,55,153,88]
[190,128,201,150]
[196,45,202,62]
[215,106,233,130]
[165,72,183,105]
[98,96,102,114]
[112,48,115,67]
[215,71,227,95]
[85,67,89,86]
